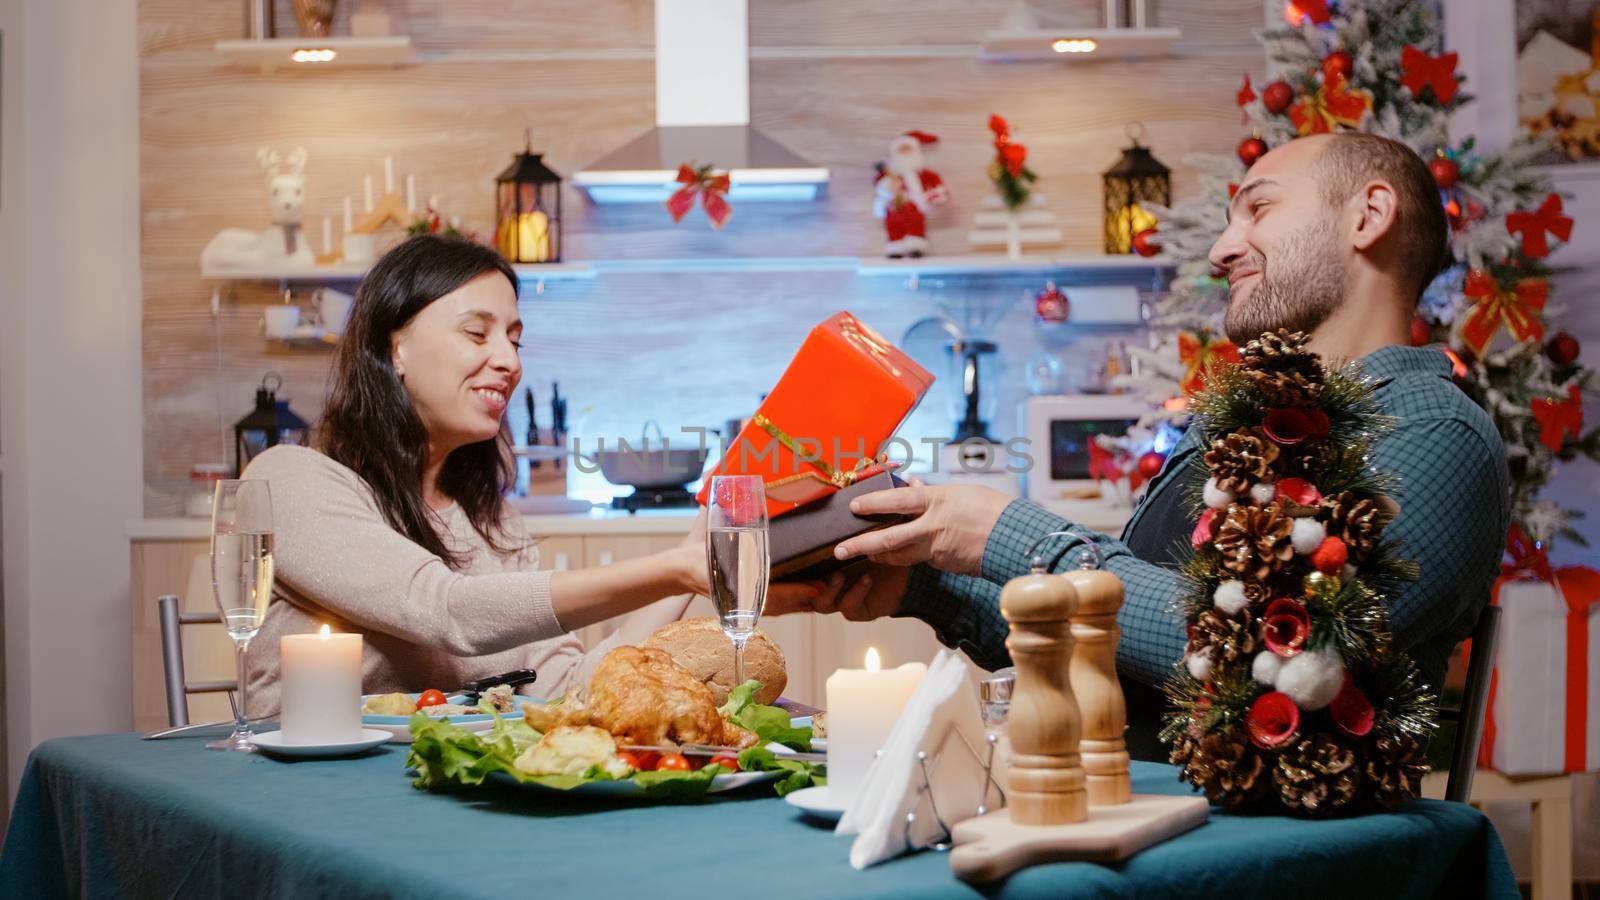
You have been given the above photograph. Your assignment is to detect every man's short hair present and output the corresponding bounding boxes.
[1311,133,1451,302]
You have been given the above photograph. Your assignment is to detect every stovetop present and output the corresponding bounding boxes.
[611,487,698,513]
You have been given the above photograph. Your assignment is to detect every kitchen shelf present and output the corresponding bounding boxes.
[202,261,597,283]
[855,253,1175,277]
[214,37,415,72]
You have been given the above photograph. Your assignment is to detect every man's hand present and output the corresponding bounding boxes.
[766,564,910,622]
[832,481,1013,576]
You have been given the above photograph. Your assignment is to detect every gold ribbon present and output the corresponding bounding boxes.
[751,413,884,490]
[836,315,903,378]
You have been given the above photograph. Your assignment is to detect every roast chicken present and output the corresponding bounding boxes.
[523,646,758,749]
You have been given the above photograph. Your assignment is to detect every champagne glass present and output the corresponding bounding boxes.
[207,479,274,752]
[706,476,769,689]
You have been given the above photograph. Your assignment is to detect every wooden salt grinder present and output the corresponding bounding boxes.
[1062,558,1131,807]
[999,562,1087,825]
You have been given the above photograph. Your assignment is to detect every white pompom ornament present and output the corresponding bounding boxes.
[1276,649,1346,710]
[1251,650,1283,686]
[1203,478,1235,510]
[1291,518,1327,555]
[1213,580,1248,615]
[1185,647,1216,681]
[1248,482,1277,505]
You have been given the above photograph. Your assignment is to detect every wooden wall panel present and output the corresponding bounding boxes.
[138,0,1259,513]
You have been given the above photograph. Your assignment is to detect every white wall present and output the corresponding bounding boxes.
[0,0,144,802]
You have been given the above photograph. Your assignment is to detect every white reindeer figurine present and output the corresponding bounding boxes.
[201,146,315,270]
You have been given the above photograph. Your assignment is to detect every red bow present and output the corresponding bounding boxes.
[1236,73,1256,108]
[1284,0,1331,26]
[666,163,732,229]
[1178,330,1242,396]
[1288,76,1373,135]
[1532,385,1583,453]
[1506,193,1574,259]
[1400,45,1460,104]
[1503,523,1555,583]
[988,115,1027,177]
[1461,268,1547,354]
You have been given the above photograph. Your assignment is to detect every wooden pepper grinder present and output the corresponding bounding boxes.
[1060,541,1131,807]
[998,549,1087,825]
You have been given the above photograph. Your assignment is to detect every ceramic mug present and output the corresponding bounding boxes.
[263,305,301,339]
[342,233,376,265]
[316,288,355,337]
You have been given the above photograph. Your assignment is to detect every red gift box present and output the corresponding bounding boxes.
[696,311,935,517]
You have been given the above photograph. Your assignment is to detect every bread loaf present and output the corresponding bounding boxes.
[642,617,787,705]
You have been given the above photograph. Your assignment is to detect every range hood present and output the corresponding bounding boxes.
[571,0,830,203]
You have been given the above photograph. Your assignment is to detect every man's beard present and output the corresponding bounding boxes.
[1224,215,1345,345]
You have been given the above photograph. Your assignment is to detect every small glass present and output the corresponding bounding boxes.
[705,476,770,687]
[207,479,275,752]
[980,667,1016,735]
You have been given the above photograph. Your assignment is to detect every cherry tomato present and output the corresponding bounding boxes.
[631,750,660,771]
[415,689,448,709]
[655,753,691,771]
[709,755,741,772]
[616,751,646,771]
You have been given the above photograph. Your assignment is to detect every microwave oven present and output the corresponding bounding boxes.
[1020,394,1151,506]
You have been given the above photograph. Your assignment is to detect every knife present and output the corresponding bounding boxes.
[619,743,826,763]
[524,387,539,469]
[459,668,538,706]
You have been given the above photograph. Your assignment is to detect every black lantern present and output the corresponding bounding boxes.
[1103,123,1170,255]
[494,130,563,264]
[233,373,310,476]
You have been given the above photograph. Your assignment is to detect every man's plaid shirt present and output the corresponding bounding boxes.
[898,345,1510,692]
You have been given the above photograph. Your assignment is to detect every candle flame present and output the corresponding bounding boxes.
[865,647,881,672]
[319,624,331,639]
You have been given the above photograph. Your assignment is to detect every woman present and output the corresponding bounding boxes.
[243,235,796,714]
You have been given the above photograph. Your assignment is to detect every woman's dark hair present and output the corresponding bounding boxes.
[319,234,521,569]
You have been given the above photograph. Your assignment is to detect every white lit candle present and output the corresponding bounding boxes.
[825,647,926,799]
[384,155,395,194]
[343,195,353,232]
[280,625,363,744]
[363,176,374,213]
[428,193,438,212]
[321,216,332,255]
[406,173,416,213]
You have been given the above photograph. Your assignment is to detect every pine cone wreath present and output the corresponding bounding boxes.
[1214,504,1295,581]
[1193,607,1258,664]
[1240,329,1323,405]
[1323,491,1394,557]
[1204,427,1281,493]
[1274,733,1359,815]
[1180,732,1268,809]
[1363,735,1429,808]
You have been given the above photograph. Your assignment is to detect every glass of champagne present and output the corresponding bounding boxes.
[208,479,274,752]
[706,475,769,689]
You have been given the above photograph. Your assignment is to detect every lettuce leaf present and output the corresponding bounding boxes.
[406,713,523,789]
[719,679,813,751]
[738,746,826,798]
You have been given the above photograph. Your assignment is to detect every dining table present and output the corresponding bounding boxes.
[1,730,1519,899]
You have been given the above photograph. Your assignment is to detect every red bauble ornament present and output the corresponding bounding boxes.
[1321,49,1354,83]
[1034,282,1070,323]
[1263,598,1312,657]
[1132,227,1161,257]
[1410,315,1432,347]
[1310,535,1348,575]
[1428,155,1460,190]
[1238,136,1269,167]
[1262,80,1295,114]
[1545,331,1581,367]
[1137,450,1166,480]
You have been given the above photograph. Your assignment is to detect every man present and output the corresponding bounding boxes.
[787,132,1510,759]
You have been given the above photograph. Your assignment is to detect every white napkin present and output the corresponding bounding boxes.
[835,649,997,869]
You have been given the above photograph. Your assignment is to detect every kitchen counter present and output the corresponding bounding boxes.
[126,507,697,541]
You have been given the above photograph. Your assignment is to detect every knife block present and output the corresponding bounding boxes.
[524,427,567,496]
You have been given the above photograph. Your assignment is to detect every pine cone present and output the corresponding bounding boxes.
[1214,504,1295,581]
[1364,735,1429,808]
[1324,492,1394,557]
[1240,329,1323,405]
[1193,607,1257,665]
[1180,732,1268,809]
[1204,427,1281,493]
[1273,733,1359,816]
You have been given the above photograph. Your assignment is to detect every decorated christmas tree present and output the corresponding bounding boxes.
[1125,0,1598,549]
[1164,329,1437,815]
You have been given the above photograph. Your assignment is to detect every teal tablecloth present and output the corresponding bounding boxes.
[1,733,1517,899]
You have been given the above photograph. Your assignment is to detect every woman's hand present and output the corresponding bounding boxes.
[671,507,711,596]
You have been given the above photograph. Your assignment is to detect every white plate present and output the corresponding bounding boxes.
[785,785,848,821]
[787,716,826,752]
[488,767,779,797]
[362,693,538,743]
[252,728,391,759]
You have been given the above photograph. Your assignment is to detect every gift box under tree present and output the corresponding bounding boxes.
[1477,528,1600,776]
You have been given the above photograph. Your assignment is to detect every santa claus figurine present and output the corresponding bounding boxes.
[874,130,948,257]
